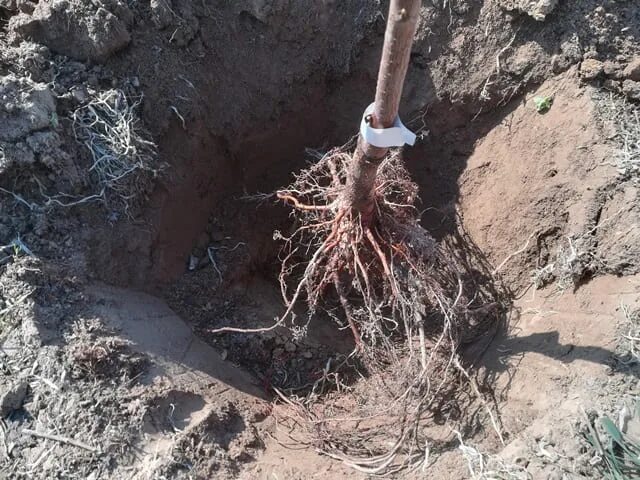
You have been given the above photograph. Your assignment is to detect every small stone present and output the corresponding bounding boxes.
[17,0,35,14]
[580,58,604,80]
[1,379,28,417]
[583,49,599,60]
[603,60,622,78]
[513,457,528,468]
[198,256,210,268]
[210,231,225,242]
[623,80,640,101]
[603,78,621,92]
[236,0,273,23]
[87,74,99,87]
[284,341,296,353]
[623,58,640,82]
[150,0,173,29]
[550,54,564,73]
[302,350,313,359]
[1,142,35,171]
[195,232,210,250]
[497,0,558,21]
[559,33,581,62]
[546,468,562,480]
[26,131,61,154]
[71,86,88,103]
[272,347,284,357]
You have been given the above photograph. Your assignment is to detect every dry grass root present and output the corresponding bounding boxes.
[72,89,161,214]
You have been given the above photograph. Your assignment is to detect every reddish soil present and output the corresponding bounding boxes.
[0,1,639,479]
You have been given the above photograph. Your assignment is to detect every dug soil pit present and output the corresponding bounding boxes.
[1,1,640,479]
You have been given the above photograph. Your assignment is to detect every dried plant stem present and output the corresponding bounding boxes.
[22,429,98,453]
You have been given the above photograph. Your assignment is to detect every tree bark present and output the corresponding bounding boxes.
[343,0,421,223]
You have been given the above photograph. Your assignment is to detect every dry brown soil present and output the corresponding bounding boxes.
[1,1,639,479]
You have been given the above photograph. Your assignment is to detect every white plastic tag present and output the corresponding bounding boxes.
[359,102,416,148]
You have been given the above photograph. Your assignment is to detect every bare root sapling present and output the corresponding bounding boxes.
[269,0,504,471]
[204,0,505,473]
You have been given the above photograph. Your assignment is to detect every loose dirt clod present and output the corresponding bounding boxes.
[9,0,132,63]
[497,0,558,21]
[0,377,28,416]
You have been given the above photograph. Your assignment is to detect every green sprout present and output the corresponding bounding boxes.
[534,96,553,113]
[583,409,640,480]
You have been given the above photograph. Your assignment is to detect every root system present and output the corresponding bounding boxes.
[272,140,504,474]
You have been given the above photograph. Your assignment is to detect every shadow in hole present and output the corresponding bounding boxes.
[80,282,268,400]
[404,94,526,241]
[478,327,640,400]
[421,223,514,445]
[445,227,636,439]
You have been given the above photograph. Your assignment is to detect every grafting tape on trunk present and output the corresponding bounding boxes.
[359,102,416,148]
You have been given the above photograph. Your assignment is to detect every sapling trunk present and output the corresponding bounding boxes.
[343,0,421,223]
[266,1,501,471]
